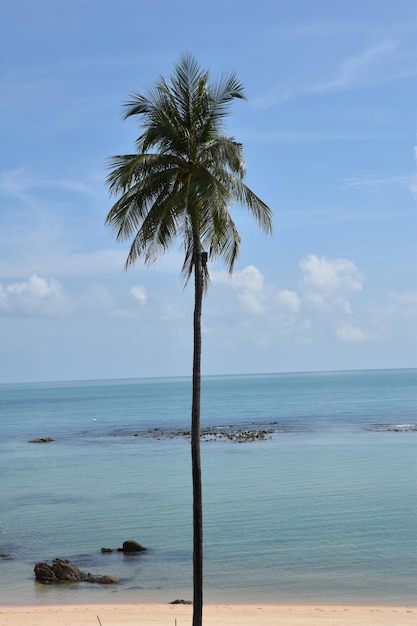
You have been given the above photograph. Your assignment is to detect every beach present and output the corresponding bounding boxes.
[0,603,415,626]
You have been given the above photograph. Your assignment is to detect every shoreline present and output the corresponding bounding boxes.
[0,603,415,626]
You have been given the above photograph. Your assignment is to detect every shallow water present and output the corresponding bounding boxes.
[0,369,416,605]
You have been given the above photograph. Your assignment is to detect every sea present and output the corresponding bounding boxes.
[0,368,416,606]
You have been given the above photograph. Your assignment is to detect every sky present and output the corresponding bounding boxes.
[0,0,416,383]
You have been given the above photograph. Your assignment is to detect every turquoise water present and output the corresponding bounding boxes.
[0,369,416,605]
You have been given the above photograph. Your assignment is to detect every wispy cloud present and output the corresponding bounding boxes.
[254,34,416,108]
[0,167,99,201]
[279,202,416,231]
[368,290,417,340]
[309,38,408,93]
[343,143,417,199]
[0,250,129,280]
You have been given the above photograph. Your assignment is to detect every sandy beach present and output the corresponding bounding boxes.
[0,603,415,626]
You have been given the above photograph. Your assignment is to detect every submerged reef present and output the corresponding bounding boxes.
[119,422,282,443]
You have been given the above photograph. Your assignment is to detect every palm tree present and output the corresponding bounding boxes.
[105,54,272,626]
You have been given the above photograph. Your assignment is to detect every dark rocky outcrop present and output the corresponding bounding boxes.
[29,437,54,443]
[111,421,281,443]
[170,599,192,605]
[87,575,119,584]
[101,540,147,554]
[165,426,276,442]
[372,424,417,433]
[34,559,119,585]
[119,540,147,553]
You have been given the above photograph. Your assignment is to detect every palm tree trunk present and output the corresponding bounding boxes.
[191,242,204,626]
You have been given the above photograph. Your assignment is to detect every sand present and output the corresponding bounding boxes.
[0,603,415,626]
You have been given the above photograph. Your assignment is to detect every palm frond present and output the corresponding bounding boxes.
[105,54,272,282]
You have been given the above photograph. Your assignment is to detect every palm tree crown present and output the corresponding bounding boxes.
[106,53,272,286]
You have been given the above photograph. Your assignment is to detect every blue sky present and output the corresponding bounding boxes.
[0,0,416,383]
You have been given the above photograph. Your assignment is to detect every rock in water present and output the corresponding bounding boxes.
[87,575,120,584]
[34,559,119,585]
[120,540,147,553]
[29,437,54,443]
[34,559,84,584]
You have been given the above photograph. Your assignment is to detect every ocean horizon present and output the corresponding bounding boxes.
[0,367,416,606]
[4,365,414,386]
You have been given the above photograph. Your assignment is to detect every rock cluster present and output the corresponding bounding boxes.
[170,599,192,605]
[197,427,275,442]
[372,423,417,432]
[135,423,280,443]
[34,559,119,585]
[29,437,54,443]
[101,540,147,553]
[33,540,146,586]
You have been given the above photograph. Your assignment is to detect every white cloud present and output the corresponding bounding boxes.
[209,265,305,343]
[236,290,263,315]
[300,254,362,313]
[212,265,265,314]
[131,284,147,304]
[212,265,300,321]
[276,289,300,313]
[0,274,118,318]
[336,322,366,342]
[0,273,71,317]
[213,265,264,290]
[230,265,264,291]
[299,254,366,342]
